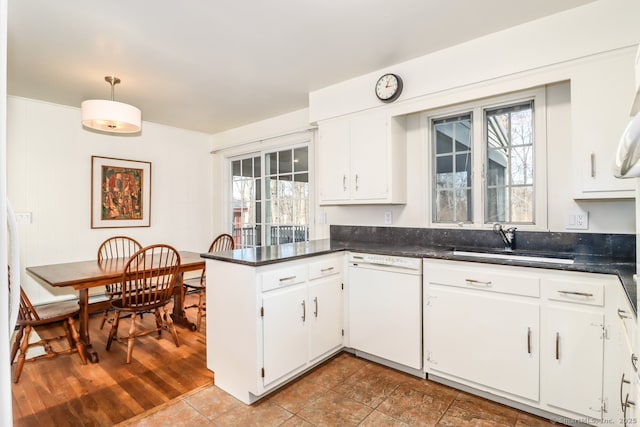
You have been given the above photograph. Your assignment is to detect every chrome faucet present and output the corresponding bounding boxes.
[493,223,517,251]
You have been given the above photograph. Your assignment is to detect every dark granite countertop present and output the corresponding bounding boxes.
[200,237,637,313]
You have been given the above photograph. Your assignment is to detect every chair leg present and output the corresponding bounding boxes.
[154,309,162,337]
[163,305,180,348]
[106,311,120,351]
[100,310,107,329]
[67,317,87,365]
[13,325,32,383]
[196,289,205,332]
[100,294,115,329]
[10,325,24,364]
[126,312,137,364]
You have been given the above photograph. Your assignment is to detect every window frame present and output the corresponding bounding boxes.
[424,87,547,230]
[225,138,312,249]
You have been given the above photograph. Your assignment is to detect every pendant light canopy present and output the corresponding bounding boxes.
[81,76,141,134]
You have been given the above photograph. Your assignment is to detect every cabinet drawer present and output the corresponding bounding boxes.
[546,279,604,307]
[308,257,342,280]
[425,262,540,297]
[262,266,308,292]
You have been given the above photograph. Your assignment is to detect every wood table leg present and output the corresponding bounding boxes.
[171,272,197,331]
[78,289,99,363]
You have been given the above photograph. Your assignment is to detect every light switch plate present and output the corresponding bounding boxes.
[14,212,32,224]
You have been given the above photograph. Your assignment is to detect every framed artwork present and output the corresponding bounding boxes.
[91,156,151,228]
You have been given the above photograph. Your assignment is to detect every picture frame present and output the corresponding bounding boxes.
[91,156,151,228]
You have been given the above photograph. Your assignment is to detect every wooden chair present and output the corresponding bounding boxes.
[106,244,181,364]
[97,236,142,329]
[10,271,88,383]
[183,233,234,331]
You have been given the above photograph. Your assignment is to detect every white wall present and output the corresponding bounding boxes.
[7,96,213,304]
[211,0,639,240]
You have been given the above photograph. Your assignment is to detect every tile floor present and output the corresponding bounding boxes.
[118,352,562,427]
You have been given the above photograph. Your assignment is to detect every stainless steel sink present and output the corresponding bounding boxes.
[452,250,574,265]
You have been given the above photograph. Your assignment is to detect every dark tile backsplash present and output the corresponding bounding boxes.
[330,225,636,261]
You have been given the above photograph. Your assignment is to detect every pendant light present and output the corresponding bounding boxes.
[81,76,141,134]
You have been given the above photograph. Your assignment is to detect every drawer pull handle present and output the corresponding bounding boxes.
[342,175,347,191]
[621,373,631,410]
[320,267,335,273]
[555,332,560,360]
[301,300,306,322]
[590,152,596,178]
[313,297,318,317]
[624,392,636,427]
[279,276,297,282]
[619,309,631,319]
[465,279,492,287]
[355,174,359,191]
[527,327,531,354]
[620,372,631,411]
[557,290,594,298]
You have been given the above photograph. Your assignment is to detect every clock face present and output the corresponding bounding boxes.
[375,73,403,103]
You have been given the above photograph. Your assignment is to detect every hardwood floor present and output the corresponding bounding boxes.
[11,295,212,427]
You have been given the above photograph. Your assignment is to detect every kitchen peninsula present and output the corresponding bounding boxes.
[203,226,636,426]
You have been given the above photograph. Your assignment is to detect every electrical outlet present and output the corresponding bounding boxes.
[566,211,588,230]
[384,211,393,225]
[575,212,588,229]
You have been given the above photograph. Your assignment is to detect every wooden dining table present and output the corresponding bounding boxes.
[25,251,205,362]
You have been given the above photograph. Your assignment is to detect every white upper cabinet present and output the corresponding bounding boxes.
[572,49,637,199]
[317,111,407,205]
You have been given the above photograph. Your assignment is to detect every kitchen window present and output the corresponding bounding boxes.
[427,88,546,228]
[230,145,310,248]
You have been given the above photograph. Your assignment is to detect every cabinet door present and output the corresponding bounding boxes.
[262,284,308,386]
[425,286,539,401]
[543,305,604,418]
[318,118,351,203]
[349,112,389,201]
[572,51,636,198]
[308,276,343,362]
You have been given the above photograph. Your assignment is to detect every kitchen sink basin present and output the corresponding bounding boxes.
[452,250,574,265]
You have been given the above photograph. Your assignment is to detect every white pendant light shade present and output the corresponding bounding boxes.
[81,76,142,134]
[81,99,141,133]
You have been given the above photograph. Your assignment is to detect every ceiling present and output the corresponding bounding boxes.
[7,0,595,134]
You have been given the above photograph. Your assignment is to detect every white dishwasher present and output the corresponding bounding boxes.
[348,252,422,370]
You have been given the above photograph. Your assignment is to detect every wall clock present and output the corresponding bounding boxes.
[375,73,403,103]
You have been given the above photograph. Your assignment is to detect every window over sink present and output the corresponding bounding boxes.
[426,87,547,229]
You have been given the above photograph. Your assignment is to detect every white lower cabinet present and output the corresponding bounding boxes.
[308,260,344,363]
[542,278,606,420]
[542,305,604,417]
[426,286,540,401]
[206,253,343,404]
[261,256,344,388]
[424,260,540,401]
[608,283,638,426]
[262,283,308,386]
[424,259,626,425]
